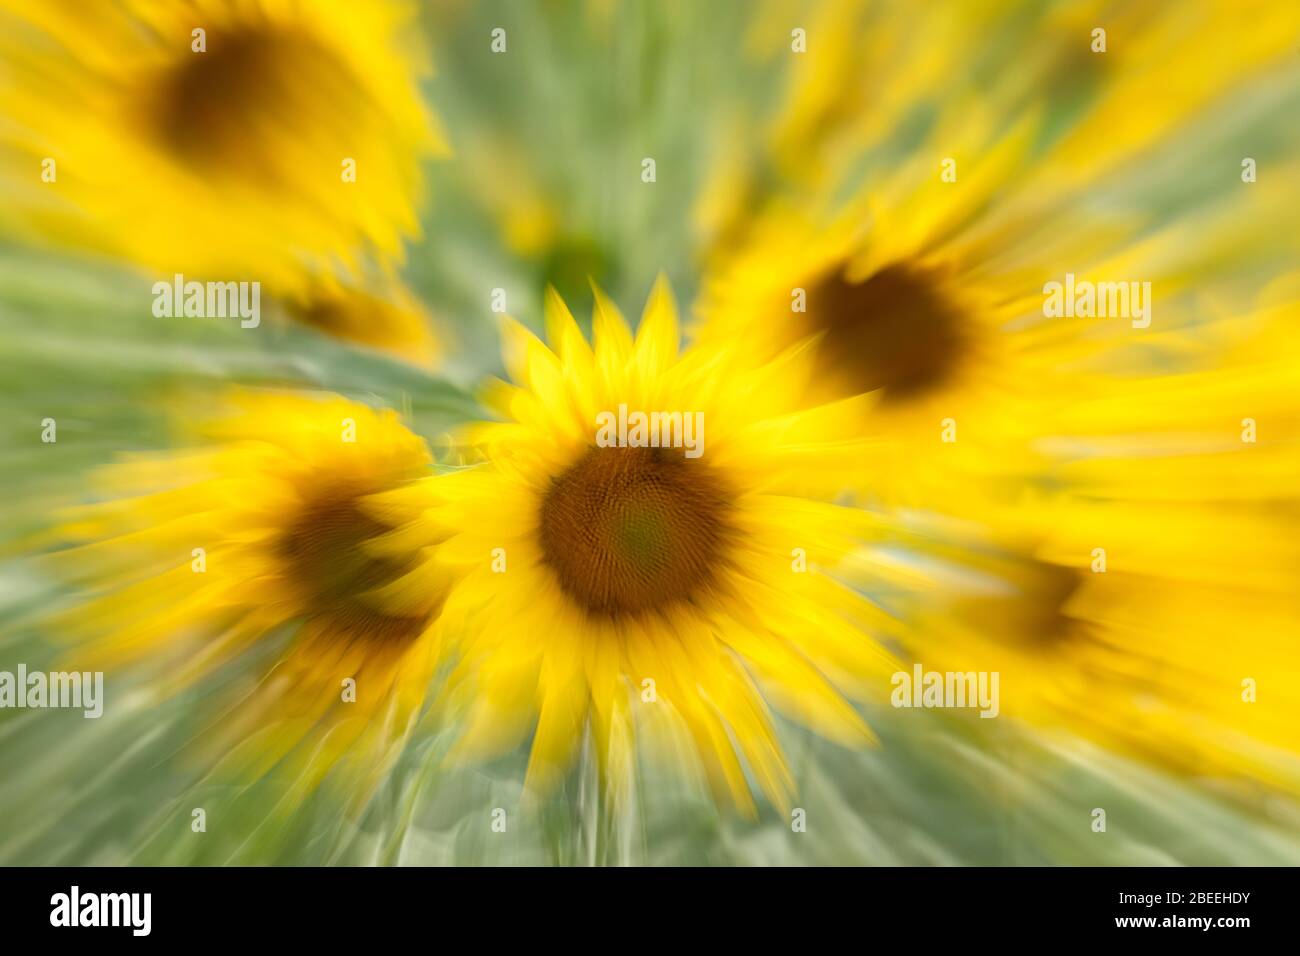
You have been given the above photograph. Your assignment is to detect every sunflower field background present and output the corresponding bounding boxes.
[1,0,1299,867]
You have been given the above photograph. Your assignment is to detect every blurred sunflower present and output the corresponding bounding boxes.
[47,390,452,797]
[694,2,1300,508]
[0,0,444,321]
[412,279,899,815]
[876,295,1300,792]
[693,184,1045,509]
[278,276,443,369]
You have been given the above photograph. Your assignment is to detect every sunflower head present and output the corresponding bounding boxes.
[0,0,445,295]
[428,279,897,814]
[49,389,450,795]
[803,260,969,403]
[538,445,738,619]
[280,279,442,368]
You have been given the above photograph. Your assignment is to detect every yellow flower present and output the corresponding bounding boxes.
[694,64,1300,509]
[279,277,443,369]
[692,182,1059,509]
[48,390,451,798]
[0,0,444,297]
[419,280,898,814]
[878,298,1300,791]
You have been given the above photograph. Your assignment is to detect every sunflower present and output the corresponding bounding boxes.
[875,296,1300,792]
[693,2,1300,509]
[277,276,443,369]
[415,279,899,814]
[47,390,451,796]
[0,0,444,299]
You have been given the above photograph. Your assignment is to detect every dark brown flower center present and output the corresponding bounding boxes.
[147,28,359,183]
[278,489,428,645]
[807,263,967,402]
[968,560,1086,647]
[539,446,735,619]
